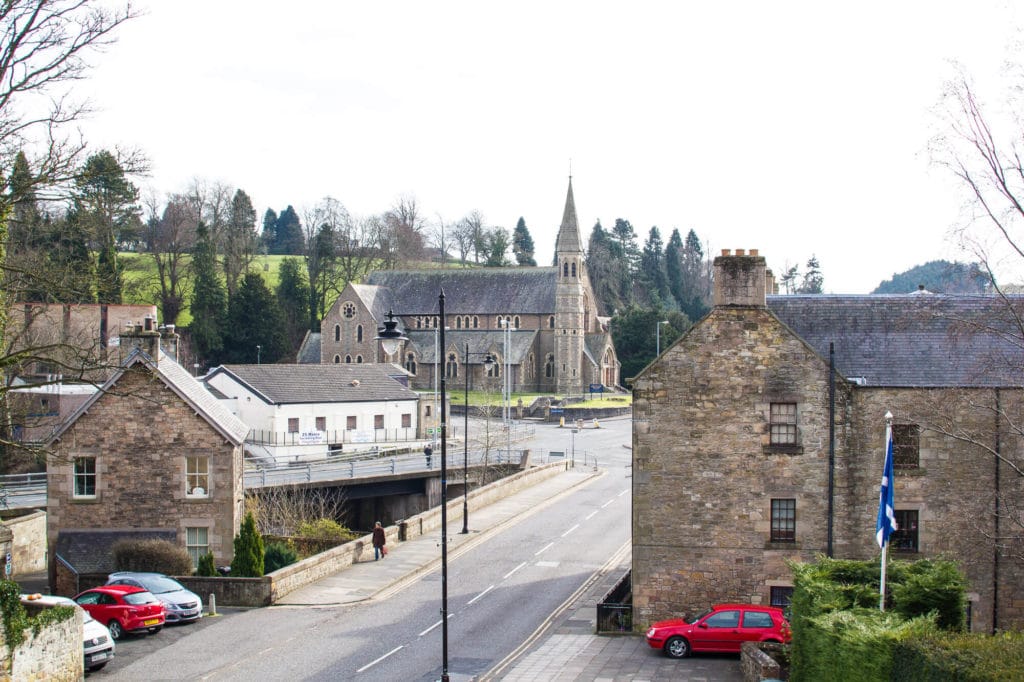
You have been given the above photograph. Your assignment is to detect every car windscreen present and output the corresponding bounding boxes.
[687,609,712,624]
[139,576,183,594]
[122,591,157,605]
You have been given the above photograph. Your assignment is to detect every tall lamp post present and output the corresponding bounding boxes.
[655,319,669,356]
[462,343,494,534]
[499,318,512,461]
[374,310,406,362]
[256,344,262,365]
[437,292,451,682]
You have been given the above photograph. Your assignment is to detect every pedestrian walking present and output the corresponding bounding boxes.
[372,521,386,560]
[424,444,433,468]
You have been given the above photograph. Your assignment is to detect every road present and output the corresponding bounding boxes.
[98,417,631,681]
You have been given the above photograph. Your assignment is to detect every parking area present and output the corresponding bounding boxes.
[87,607,242,677]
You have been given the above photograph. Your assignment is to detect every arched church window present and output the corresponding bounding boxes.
[345,355,352,363]
[333,355,341,364]
[563,262,569,277]
[473,316,479,329]
[571,262,577,277]
[456,317,462,330]
[549,316,555,329]
[514,316,521,329]
[334,325,341,342]
[545,354,554,378]
[405,353,417,375]
[356,355,363,363]
[446,352,459,379]
[357,325,363,342]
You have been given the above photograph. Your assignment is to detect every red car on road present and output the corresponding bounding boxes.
[73,585,166,640]
[645,603,791,658]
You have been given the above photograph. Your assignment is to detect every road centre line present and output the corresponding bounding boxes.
[534,541,555,556]
[467,585,495,605]
[356,645,403,673]
[600,498,615,508]
[418,614,453,637]
[617,488,628,497]
[585,510,598,520]
[561,524,580,537]
[503,562,527,580]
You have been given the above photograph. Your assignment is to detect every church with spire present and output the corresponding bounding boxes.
[318,180,621,396]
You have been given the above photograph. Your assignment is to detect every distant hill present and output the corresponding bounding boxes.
[872,260,989,294]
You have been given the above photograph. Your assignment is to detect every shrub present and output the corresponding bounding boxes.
[196,552,218,577]
[230,511,265,577]
[111,538,194,575]
[263,542,298,573]
[893,631,1024,681]
[296,518,358,547]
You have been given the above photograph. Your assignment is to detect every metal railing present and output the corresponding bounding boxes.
[245,446,527,488]
[0,472,47,492]
[596,570,633,634]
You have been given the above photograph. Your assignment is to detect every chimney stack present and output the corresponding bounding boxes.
[118,315,162,364]
[713,249,768,307]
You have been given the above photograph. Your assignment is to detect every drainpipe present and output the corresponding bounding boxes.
[827,343,835,558]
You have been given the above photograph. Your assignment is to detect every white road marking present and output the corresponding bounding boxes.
[418,614,452,637]
[467,585,494,605]
[503,562,527,580]
[617,488,628,497]
[585,511,598,520]
[561,524,580,537]
[601,499,615,508]
[356,645,403,672]
[534,541,554,556]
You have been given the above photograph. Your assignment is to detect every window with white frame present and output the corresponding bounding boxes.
[770,403,798,445]
[186,527,209,567]
[73,456,96,498]
[186,456,209,497]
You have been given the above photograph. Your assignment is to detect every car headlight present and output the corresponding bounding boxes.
[646,628,656,638]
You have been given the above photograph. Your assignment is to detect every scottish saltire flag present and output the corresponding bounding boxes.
[875,425,898,548]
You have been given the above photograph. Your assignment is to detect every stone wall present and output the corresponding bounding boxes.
[740,641,783,682]
[3,510,46,576]
[0,606,82,682]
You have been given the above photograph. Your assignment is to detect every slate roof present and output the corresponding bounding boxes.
[364,269,558,317]
[296,331,321,364]
[554,178,583,254]
[406,330,538,364]
[208,363,420,404]
[767,293,1024,388]
[48,348,249,445]
[55,529,177,576]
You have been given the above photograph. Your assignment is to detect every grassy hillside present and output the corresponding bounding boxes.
[119,253,297,327]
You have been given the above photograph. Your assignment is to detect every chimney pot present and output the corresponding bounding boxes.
[735,248,746,256]
[722,249,732,256]
[749,248,759,256]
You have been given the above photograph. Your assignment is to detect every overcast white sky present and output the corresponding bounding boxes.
[75,1,1024,294]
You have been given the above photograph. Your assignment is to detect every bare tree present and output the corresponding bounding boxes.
[382,194,426,266]
[245,486,348,537]
[143,192,197,326]
[450,215,478,265]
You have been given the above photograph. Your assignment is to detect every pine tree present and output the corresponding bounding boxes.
[680,229,709,321]
[230,511,265,577]
[512,217,536,266]
[223,189,257,299]
[222,272,289,363]
[639,226,671,307]
[586,221,627,315]
[665,229,684,310]
[260,208,277,254]
[798,255,824,293]
[189,223,227,368]
[273,205,304,256]
[276,257,311,348]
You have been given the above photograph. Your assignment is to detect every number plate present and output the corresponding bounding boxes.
[144,618,160,626]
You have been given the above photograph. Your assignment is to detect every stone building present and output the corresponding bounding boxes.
[45,321,248,594]
[317,180,620,396]
[632,249,1024,633]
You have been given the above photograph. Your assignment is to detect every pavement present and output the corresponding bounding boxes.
[15,465,745,681]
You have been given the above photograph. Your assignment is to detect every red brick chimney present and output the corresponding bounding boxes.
[713,249,768,307]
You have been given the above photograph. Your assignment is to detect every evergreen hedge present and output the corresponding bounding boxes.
[892,631,1024,681]
[111,538,194,576]
[230,512,265,577]
[263,541,298,573]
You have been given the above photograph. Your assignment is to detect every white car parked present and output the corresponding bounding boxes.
[21,593,115,672]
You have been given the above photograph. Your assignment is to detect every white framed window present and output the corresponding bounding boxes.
[186,456,209,498]
[186,526,209,567]
[73,456,96,498]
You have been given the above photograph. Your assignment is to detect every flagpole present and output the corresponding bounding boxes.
[878,411,894,611]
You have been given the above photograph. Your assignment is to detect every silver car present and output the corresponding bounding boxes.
[106,572,203,623]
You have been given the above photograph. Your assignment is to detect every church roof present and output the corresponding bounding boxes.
[767,293,1024,388]
[554,178,583,254]
[365,269,557,316]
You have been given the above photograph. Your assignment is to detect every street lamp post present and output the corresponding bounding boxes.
[499,318,512,461]
[656,319,669,356]
[256,345,262,365]
[438,292,451,682]
[462,343,494,534]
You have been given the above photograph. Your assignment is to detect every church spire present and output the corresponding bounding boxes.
[554,177,583,254]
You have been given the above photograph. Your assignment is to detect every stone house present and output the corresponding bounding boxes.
[45,322,249,594]
[204,362,426,464]
[632,249,1024,633]
[316,180,621,397]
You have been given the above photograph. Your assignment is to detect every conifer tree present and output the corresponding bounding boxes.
[222,272,289,363]
[223,189,257,299]
[189,223,227,368]
[230,511,265,577]
[276,257,311,348]
[512,217,536,266]
[260,208,277,254]
[273,205,304,255]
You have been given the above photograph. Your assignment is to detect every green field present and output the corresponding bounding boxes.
[119,253,301,328]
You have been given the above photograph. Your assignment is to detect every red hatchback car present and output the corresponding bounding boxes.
[645,603,791,658]
[73,585,166,640]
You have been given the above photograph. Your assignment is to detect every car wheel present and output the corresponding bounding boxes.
[148,625,163,634]
[665,636,690,659]
[107,620,124,640]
